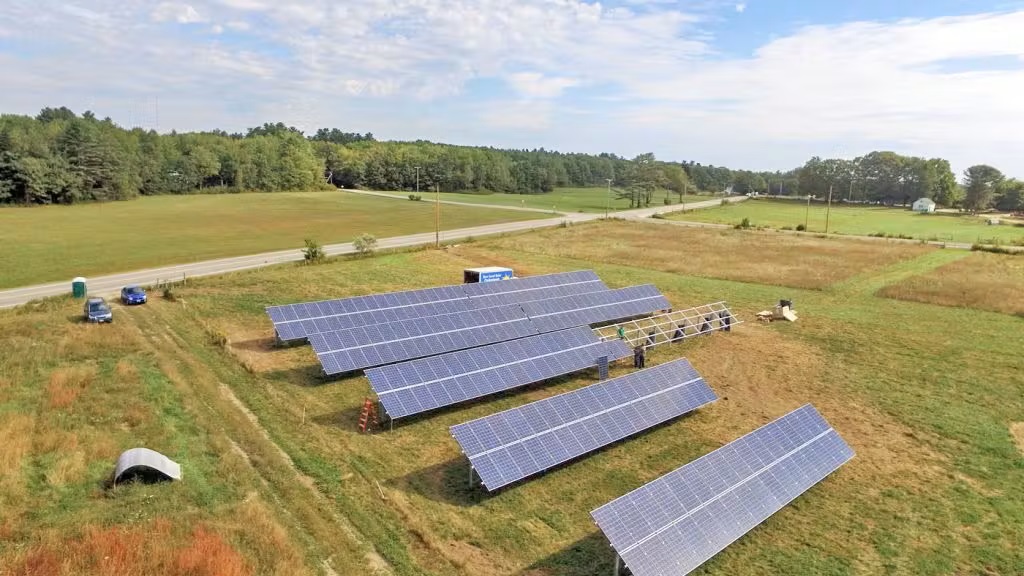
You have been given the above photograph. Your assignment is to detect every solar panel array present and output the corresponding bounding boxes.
[523,285,670,333]
[276,280,609,343]
[591,404,854,576]
[366,328,632,419]
[311,285,670,375]
[268,270,605,342]
[311,304,536,375]
[450,359,717,491]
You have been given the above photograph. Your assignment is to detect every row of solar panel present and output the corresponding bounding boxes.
[590,404,854,576]
[312,285,670,375]
[449,359,718,491]
[268,270,605,341]
[275,277,611,342]
[366,328,633,419]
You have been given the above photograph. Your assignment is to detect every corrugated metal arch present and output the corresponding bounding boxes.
[114,448,181,484]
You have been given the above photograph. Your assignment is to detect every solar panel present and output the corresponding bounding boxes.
[310,304,539,375]
[590,404,854,576]
[268,271,606,342]
[450,359,717,491]
[523,285,671,332]
[267,285,465,325]
[366,328,632,419]
[463,270,601,297]
[276,280,610,342]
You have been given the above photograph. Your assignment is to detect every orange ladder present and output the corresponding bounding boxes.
[358,398,378,433]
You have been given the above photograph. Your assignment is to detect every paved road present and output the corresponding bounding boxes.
[0,195,745,309]
[346,189,560,214]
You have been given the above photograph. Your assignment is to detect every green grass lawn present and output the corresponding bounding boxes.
[0,191,546,289]
[671,198,1024,245]
[373,187,708,213]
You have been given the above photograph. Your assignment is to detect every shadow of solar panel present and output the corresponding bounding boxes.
[366,328,632,419]
[524,285,671,332]
[590,404,854,576]
[450,359,716,491]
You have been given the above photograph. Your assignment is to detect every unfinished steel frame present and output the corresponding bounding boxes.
[594,301,740,349]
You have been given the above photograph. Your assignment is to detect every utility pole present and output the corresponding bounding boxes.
[825,184,834,234]
[605,178,613,218]
[805,194,811,231]
[849,178,853,202]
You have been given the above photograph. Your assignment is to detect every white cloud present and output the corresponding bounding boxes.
[505,73,578,98]
[1,2,1023,176]
[152,2,204,24]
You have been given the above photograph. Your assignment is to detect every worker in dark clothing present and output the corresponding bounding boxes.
[638,346,646,368]
[720,311,732,332]
[632,345,643,369]
[673,324,685,341]
[647,330,656,347]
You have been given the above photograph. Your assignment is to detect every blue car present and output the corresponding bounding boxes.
[121,285,148,305]
[84,297,113,323]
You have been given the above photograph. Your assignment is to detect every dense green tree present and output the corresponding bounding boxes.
[963,165,1004,212]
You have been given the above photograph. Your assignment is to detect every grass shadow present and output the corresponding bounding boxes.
[311,406,366,432]
[389,456,490,507]
[230,336,277,353]
[264,364,331,387]
[519,531,615,576]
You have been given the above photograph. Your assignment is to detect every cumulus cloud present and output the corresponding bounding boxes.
[151,2,204,24]
[505,73,578,98]
[0,1,1023,175]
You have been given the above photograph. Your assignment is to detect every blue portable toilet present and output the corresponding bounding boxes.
[463,267,514,283]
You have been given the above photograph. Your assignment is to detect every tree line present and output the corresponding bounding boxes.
[0,106,1020,212]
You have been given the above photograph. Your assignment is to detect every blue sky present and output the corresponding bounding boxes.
[1,0,1023,177]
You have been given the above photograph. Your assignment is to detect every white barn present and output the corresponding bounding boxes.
[912,198,936,213]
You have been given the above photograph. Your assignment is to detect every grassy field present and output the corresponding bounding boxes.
[3,221,1022,575]
[372,187,708,214]
[0,191,546,289]
[670,198,1024,245]
[878,252,1024,316]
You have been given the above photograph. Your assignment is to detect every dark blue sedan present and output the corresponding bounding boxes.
[120,285,148,305]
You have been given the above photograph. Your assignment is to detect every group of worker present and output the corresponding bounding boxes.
[618,311,733,370]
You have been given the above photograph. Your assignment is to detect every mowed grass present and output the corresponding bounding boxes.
[0,191,546,289]
[0,299,344,574]
[478,219,934,290]
[671,198,1024,245]
[878,252,1024,316]
[133,221,1024,576]
[372,187,708,213]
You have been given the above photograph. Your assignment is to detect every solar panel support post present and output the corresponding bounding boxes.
[468,461,476,489]
[613,553,622,576]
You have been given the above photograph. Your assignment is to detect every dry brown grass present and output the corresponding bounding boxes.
[8,519,251,576]
[475,220,933,289]
[878,252,1024,315]
[45,365,97,409]
[0,414,34,479]
[1011,423,1024,456]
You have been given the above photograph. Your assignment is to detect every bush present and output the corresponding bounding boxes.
[162,287,176,301]
[353,233,377,256]
[302,238,325,263]
[663,198,672,205]
[740,217,751,229]
[408,194,422,201]
[796,224,806,231]
[720,199,728,207]
[651,213,666,220]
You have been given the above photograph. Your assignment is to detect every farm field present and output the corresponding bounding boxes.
[670,198,1024,245]
[878,251,1024,316]
[370,187,708,214]
[2,221,1022,575]
[0,191,547,289]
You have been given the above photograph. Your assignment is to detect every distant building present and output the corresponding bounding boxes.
[912,198,936,213]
